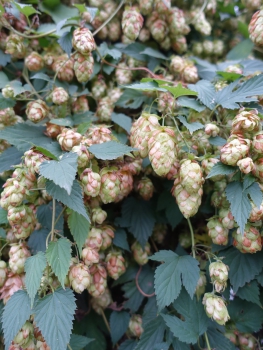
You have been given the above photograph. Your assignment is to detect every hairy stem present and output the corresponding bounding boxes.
[204,331,212,350]
[187,218,196,259]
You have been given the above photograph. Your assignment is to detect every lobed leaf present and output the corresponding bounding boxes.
[206,162,237,179]
[135,316,166,350]
[0,147,23,173]
[67,210,90,252]
[177,115,204,135]
[110,311,130,345]
[89,141,135,160]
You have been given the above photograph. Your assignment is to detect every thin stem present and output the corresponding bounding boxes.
[67,344,73,350]
[187,218,196,259]
[22,68,42,99]
[204,331,212,350]
[0,242,8,254]
[101,309,111,333]
[92,0,125,37]
[135,266,155,297]
[150,237,159,253]
[7,26,57,39]
[172,116,191,151]
[53,51,77,84]
[209,104,219,120]
[51,198,56,242]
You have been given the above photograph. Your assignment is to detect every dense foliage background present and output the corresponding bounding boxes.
[1,0,263,349]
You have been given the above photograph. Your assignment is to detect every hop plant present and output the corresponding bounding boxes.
[24,149,48,174]
[207,217,229,245]
[26,100,49,123]
[96,96,114,122]
[220,136,251,166]
[72,28,96,54]
[105,251,126,280]
[249,9,263,46]
[88,264,107,297]
[135,176,154,200]
[115,62,133,85]
[71,95,89,114]
[85,227,103,250]
[139,0,154,15]
[7,205,36,239]
[122,6,144,41]
[73,52,94,83]
[128,315,144,337]
[237,157,255,174]
[57,128,82,151]
[233,224,262,253]
[0,272,24,304]
[51,87,69,105]
[13,321,34,348]
[218,208,235,229]
[179,159,204,194]
[0,261,7,287]
[9,242,31,274]
[131,241,151,265]
[170,55,186,74]
[80,168,101,197]
[99,167,121,204]
[91,76,107,100]
[68,262,91,293]
[82,246,100,266]
[209,261,229,293]
[52,55,74,82]
[90,288,112,315]
[71,143,90,169]
[86,125,113,145]
[100,225,115,250]
[91,207,107,224]
[25,52,44,72]
[5,34,26,58]
[203,293,230,325]
[231,109,261,135]
[195,272,207,300]
[238,333,256,350]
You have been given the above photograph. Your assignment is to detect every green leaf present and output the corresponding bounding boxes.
[39,3,78,24]
[177,115,204,135]
[83,313,107,350]
[68,210,90,252]
[37,202,64,233]
[219,247,263,292]
[73,5,98,20]
[0,95,16,109]
[216,71,243,82]
[33,288,76,350]
[115,89,152,109]
[0,208,8,225]
[0,72,9,89]
[25,252,47,307]
[49,117,74,127]
[69,334,94,350]
[9,81,32,97]
[153,343,169,350]
[171,338,191,350]
[119,340,138,350]
[238,21,249,38]
[99,42,122,60]
[157,190,183,229]
[247,182,263,208]
[113,228,130,252]
[124,81,166,92]
[110,311,130,345]
[142,297,158,327]
[0,228,6,239]
[215,74,263,109]
[111,113,132,134]
[177,96,205,112]
[206,162,237,179]
[14,2,41,17]
[77,122,92,135]
[162,289,208,344]
[228,297,263,333]
[0,147,23,173]
[46,238,72,288]
[243,174,256,190]
[2,290,31,350]
[28,229,50,254]
[150,251,200,310]
[135,316,166,350]
[236,280,261,306]
[31,73,51,82]
[118,197,156,247]
[58,29,73,57]
[39,153,78,195]
[226,39,254,60]
[0,50,11,67]
[160,83,198,99]
[256,269,263,286]
[208,136,227,146]
[206,327,236,350]
[225,181,251,234]
[188,80,216,110]
[89,141,135,160]
[140,47,168,60]
[46,179,89,221]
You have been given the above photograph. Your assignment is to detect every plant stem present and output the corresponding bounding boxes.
[51,198,56,242]
[101,309,111,333]
[187,218,196,259]
[204,331,212,350]
[22,68,42,99]
[67,344,73,350]
[92,0,125,37]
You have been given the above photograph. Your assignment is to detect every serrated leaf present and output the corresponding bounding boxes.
[33,288,76,350]
[28,229,50,254]
[160,83,198,99]
[140,47,168,60]
[236,280,261,306]
[68,210,90,252]
[246,182,263,208]
[0,72,9,89]
[0,147,23,173]
[256,269,263,286]
[153,343,169,350]
[14,2,41,17]
[37,202,64,233]
[243,174,256,190]
[89,141,135,160]
[119,340,138,350]
[226,39,254,60]
[0,228,6,239]
[188,80,216,109]
[124,81,166,92]
[0,95,16,109]
[2,290,31,350]
[77,122,92,135]
[228,298,263,333]
[31,73,51,82]
[39,153,78,195]
[58,30,73,57]
[69,334,94,350]
[206,327,236,350]
[215,74,263,109]
[206,162,237,179]
[162,289,208,345]
[177,115,204,135]
[115,89,152,109]
[83,313,107,350]
[9,80,32,96]
[150,251,200,310]
[111,113,132,134]
[208,136,227,146]
[216,71,242,82]
[110,311,130,345]
[49,117,74,127]
[142,297,158,327]
[219,247,263,292]
[171,338,191,350]
[119,197,155,247]
[225,181,251,234]
[99,42,122,60]
[39,3,78,24]
[177,96,205,112]
[135,316,166,350]
[25,252,47,307]
[73,4,98,19]
[46,179,89,221]
[0,50,11,67]
[113,228,130,252]
[46,238,72,288]
[157,190,183,229]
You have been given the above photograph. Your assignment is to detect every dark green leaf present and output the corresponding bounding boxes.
[177,96,205,112]
[0,95,16,109]
[216,71,242,81]
[25,252,47,307]
[49,117,74,127]
[46,238,72,288]
[110,311,130,345]
[236,280,261,306]
[39,3,78,24]
[219,247,263,292]
[0,50,11,67]
[206,162,237,179]
[160,83,198,99]
[142,297,158,327]
[14,2,41,17]
[140,48,168,60]
[33,288,76,350]
[84,313,107,350]
[28,229,49,254]
[9,80,32,97]
[0,147,23,173]
[119,340,138,350]
[37,202,64,233]
[119,197,156,247]
[69,334,94,350]
[0,72,9,89]
[246,182,263,208]
[228,297,263,333]
[2,290,32,350]
[153,343,169,350]
[226,39,254,60]
[77,122,92,135]
[157,190,184,229]
[31,73,51,82]
[58,30,73,57]
[89,141,135,160]
[177,116,204,135]
[243,174,256,190]
[111,113,132,133]
[124,81,166,92]
[39,152,78,195]
[208,136,227,146]
[171,338,191,350]
[99,42,122,60]
[113,228,130,252]
[0,208,9,224]
[206,326,236,350]
[46,179,89,221]
[238,21,249,38]
[68,210,90,252]
[135,316,166,350]
[115,89,152,109]
[256,269,263,286]
[188,80,216,110]
[0,228,6,239]
[150,251,200,310]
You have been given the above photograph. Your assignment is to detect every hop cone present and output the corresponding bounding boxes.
[220,136,251,166]
[100,167,121,204]
[71,143,90,169]
[51,87,69,105]
[69,262,91,293]
[249,9,263,46]
[82,246,100,266]
[73,52,94,83]
[100,225,115,250]
[122,6,144,41]
[25,52,44,72]
[105,251,126,280]
[249,202,263,222]
[80,168,101,197]
[88,264,107,297]
[85,227,103,250]
[26,100,49,123]
[5,34,26,59]
[92,207,107,224]
[131,242,151,265]
[57,128,82,151]
[0,272,24,304]
[90,288,112,315]
[148,127,177,177]
[233,224,262,253]
[218,208,235,229]
[13,321,34,348]
[252,131,263,154]
[86,125,113,145]
[72,28,96,54]
[203,293,230,325]
[209,261,229,293]
[179,159,204,194]
[129,315,144,337]
[135,177,154,200]
[207,217,229,245]
[0,261,7,287]
[195,272,206,301]
[9,242,31,274]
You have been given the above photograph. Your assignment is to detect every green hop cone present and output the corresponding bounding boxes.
[9,242,31,274]
[0,261,7,288]
[68,262,91,293]
[73,52,94,83]
[92,207,107,224]
[26,99,49,123]
[179,159,204,194]
[148,127,177,177]
[131,241,151,265]
[218,208,235,229]
[209,261,229,293]
[122,6,144,41]
[80,168,101,197]
[90,288,112,315]
[135,176,154,201]
[220,135,251,166]
[88,264,108,297]
[100,167,121,204]
[233,224,262,253]
[72,27,96,54]
[207,217,229,245]
[105,251,126,280]
[100,225,115,250]
[232,108,261,135]
[238,333,256,350]
[249,9,263,46]
[5,34,26,59]
[202,293,230,325]
[128,314,144,338]
[195,271,207,301]
[13,321,34,348]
